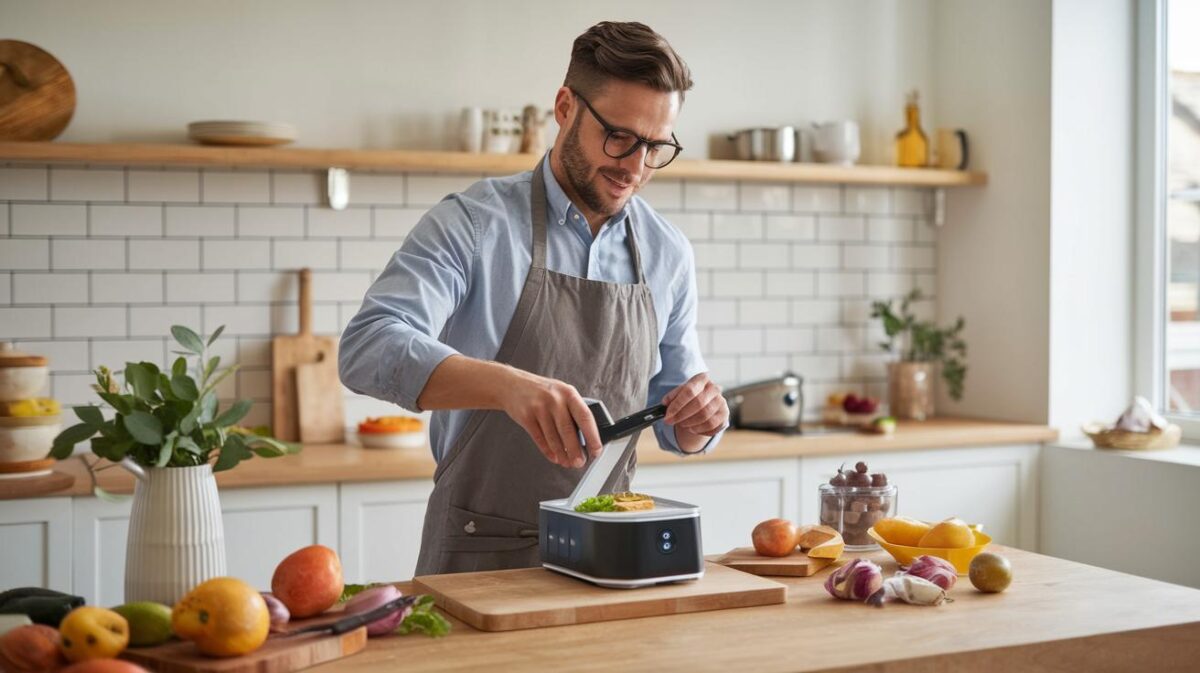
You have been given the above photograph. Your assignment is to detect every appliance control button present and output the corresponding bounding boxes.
[661,540,674,553]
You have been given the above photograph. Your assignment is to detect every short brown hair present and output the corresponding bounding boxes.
[564,21,693,103]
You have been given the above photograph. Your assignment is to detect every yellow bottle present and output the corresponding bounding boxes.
[895,90,928,167]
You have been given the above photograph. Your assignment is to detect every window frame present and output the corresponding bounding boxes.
[1136,0,1200,440]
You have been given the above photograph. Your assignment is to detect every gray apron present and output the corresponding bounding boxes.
[414,161,659,575]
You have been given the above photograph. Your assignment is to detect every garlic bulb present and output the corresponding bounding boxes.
[869,574,949,607]
[824,558,883,602]
[901,555,958,590]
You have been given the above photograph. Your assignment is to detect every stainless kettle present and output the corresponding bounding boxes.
[722,373,803,430]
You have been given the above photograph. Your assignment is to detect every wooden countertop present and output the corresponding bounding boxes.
[312,546,1200,672]
[1,417,1056,500]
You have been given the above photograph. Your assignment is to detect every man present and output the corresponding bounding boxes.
[340,21,728,575]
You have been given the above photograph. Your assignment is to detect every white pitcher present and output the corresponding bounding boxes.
[122,461,226,605]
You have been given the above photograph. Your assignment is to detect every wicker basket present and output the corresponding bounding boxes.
[1081,422,1182,451]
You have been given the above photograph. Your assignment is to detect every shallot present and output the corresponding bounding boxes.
[824,558,883,602]
[261,593,290,632]
[900,555,957,590]
[343,585,412,637]
[868,574,950,607]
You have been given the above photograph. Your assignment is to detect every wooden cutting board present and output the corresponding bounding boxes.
[272,268,340,442]
[296,356,345,444]
[714,547,834,577]
[0,40,75,141]
[122,622,367,673]
[413,561,786,632]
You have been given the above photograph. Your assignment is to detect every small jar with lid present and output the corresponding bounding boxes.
[818,462,896,551]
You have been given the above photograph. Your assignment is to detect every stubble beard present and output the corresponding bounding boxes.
[560,112,637,220]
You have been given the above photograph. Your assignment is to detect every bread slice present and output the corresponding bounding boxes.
[612,492,655,512]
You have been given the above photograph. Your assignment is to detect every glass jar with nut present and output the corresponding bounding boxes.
[818,461,896,551]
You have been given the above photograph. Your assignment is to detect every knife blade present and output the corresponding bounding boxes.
[276,594,418,637]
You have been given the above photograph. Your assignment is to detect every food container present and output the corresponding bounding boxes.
[0,343,48,401]
[728,127,796,162]
[868,524,991,575]
[356,416,425,449]
[0,415,62,463]
[818,482,897,551]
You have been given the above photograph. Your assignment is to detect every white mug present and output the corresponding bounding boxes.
[459,107,484,153]
[811,121,861,166]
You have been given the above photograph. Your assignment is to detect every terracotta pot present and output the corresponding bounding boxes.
[888,361,935,420]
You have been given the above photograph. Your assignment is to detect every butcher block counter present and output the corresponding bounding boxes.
[318,546,1200,673]
[0,417,1056,499]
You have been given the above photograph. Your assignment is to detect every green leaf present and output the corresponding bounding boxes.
[97,392,134,415]
[170,375,199,401]
[214,399,252,428]
[93,485,131,504]
[245,435,301,458]
[50,423,97,459]
[171,325,206,354]
[396,595,450,637]
[213,433,250,472]
[198,392,218,424]
[124,362,160,402]
[203,356,220,385]
[74,405,105,428]
[124,410,163,445]
[207,325,226,347]
[177,436,203,455]
[172,356,187,377]
[156,434,176,467]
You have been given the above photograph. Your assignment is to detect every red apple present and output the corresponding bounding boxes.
[751,518,798,557]
[842,394,859,413]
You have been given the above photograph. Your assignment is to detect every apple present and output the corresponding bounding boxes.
[751,518,797,557]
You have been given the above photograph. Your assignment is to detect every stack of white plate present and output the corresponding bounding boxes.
[187,120,298,146]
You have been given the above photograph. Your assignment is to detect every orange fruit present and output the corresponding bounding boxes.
[172,577,269,657]
[271,545,344,618]
[917,517,975,548]
[59,607,129,662]
[874,516,933,546]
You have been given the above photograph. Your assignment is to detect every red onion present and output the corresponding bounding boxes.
[261,593,290,632]
[824,558,882,602]
[343,585,411,637]
[901,555,958,590]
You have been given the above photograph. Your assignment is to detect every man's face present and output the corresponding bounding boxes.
[554,80,680,220]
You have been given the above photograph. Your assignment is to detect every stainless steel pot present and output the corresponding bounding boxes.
[722,372,803,430]
[728,127,796,162]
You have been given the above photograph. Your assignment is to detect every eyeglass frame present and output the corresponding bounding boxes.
[568,87,683,169]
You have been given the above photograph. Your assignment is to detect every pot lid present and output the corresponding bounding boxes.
[0,343,48,367]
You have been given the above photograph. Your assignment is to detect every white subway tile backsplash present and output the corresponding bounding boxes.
[892,188,930,216]
[0,273,8,304]
[765,327,815,353]
[816,325,864,353]
[309,208,371,238]
[271,172,322,205]
[0,203,8,236]
[765,214,815,241]
[841,353,891,380]
[51,168,124,202]
[91,272,164,304]
[310,272,373,302]
[684,181,738,211]
[272,303,339,335]
[844,187,890,215]
[842,245,889,270]
[374,208,423,238]
[694,270,711,299]
[892,245,935,270]
[711,271,762,298]
[273,240,337,270]
[92,339,166,370]
[238,206,304,238]
[130,305,202,337]
[13,273,88,304]
[236,272,292,303]
[696,300,738,327]
[791,299,841,325]
[12,204,86,236]
[914,272,936,297]
[739,300,790,326]
[739,355,791,381]
[54,307,127,338]
[0,168,48,200]
[739,243,789,269]
[340,240,401,271]
[790,354,840,381]
[841,299,874,324]
[915,220,937,243]
[19,340,89,372]
[0,308,51,339]
[407,174,479,206]
[203,171,270,204]
[203,240,271,270]
[129,239,200,270]
[349,173,405,205]
[817,271,865,298]
[91,205,163,237]
[0,239,50,270]
[52,239,125,270]
[712,213,762,240]
[765,271,815,298]
[792,186,841,213]
[867,217,914,243]
[238,368,272,399]
[638,180,682,210]
[166,272,236,303]
[52,373,100,405]
[204,304,273,336]
[738,183,790,212]
[711,327,763,355]
[128,170,200,203]
[866,272,914,298]
[705,356,739,386]
[167,206,235,237]
[791,243,841,269]
[817,215,865,242]
[238,337,272,367]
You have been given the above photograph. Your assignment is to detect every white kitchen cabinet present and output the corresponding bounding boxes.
[71,484,338,605]
[338,480,432,584]
[798,444,1041,550]
[0,497,72,592]
[633,458,799,555]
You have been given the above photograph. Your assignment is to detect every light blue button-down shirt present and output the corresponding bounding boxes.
[340,153,722,462]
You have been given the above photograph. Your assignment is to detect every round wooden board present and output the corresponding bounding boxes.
[0,469,75,498]
[0,40,76,141]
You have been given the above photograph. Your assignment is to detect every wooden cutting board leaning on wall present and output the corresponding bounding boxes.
[272,268,344,443]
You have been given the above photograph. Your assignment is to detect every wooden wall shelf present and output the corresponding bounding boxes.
[0,142,987,187]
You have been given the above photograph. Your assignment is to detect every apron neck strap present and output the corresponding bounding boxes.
[531,158,646,285]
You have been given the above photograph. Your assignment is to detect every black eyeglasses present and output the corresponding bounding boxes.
[570,88,683,169]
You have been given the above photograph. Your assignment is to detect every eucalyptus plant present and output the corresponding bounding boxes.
[50,325,298,471]
[870,289,968,400]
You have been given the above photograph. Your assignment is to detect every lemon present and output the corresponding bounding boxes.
[172,577,269,658]
[874,516,933,546]
[917,517,975,548]
[113,601,173,647]
[59,606,129,662]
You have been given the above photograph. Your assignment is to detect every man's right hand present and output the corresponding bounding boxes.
[500,370,602,468]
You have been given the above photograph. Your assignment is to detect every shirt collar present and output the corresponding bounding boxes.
[540,151,630,230]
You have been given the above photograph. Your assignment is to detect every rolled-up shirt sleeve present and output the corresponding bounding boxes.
[339,197,476,412]
[647,240,726,456]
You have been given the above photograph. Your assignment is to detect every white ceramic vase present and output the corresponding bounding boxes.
[123,461,226,605]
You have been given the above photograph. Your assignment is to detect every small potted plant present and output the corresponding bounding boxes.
[870,290,967,419]
[50,325,298,604]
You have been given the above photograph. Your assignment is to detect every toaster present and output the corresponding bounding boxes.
[722,372,803,431]
[539,400,705,589]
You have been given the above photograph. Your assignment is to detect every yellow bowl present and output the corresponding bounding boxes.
[867,524,991,575]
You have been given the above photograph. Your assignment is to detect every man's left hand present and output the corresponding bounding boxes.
[662,372,728,442]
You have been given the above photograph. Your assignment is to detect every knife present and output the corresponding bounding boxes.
[276,594,418,637]
[566,402,668,510]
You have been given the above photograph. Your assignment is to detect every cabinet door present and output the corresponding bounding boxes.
[799,445,1040,550]
[632,459,799,555]
[339,481,432,584]
[0,497,72,592]
[73,485,339,605]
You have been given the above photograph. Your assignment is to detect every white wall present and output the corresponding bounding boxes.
[1,0,935,164]
[932,0,1053,423]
